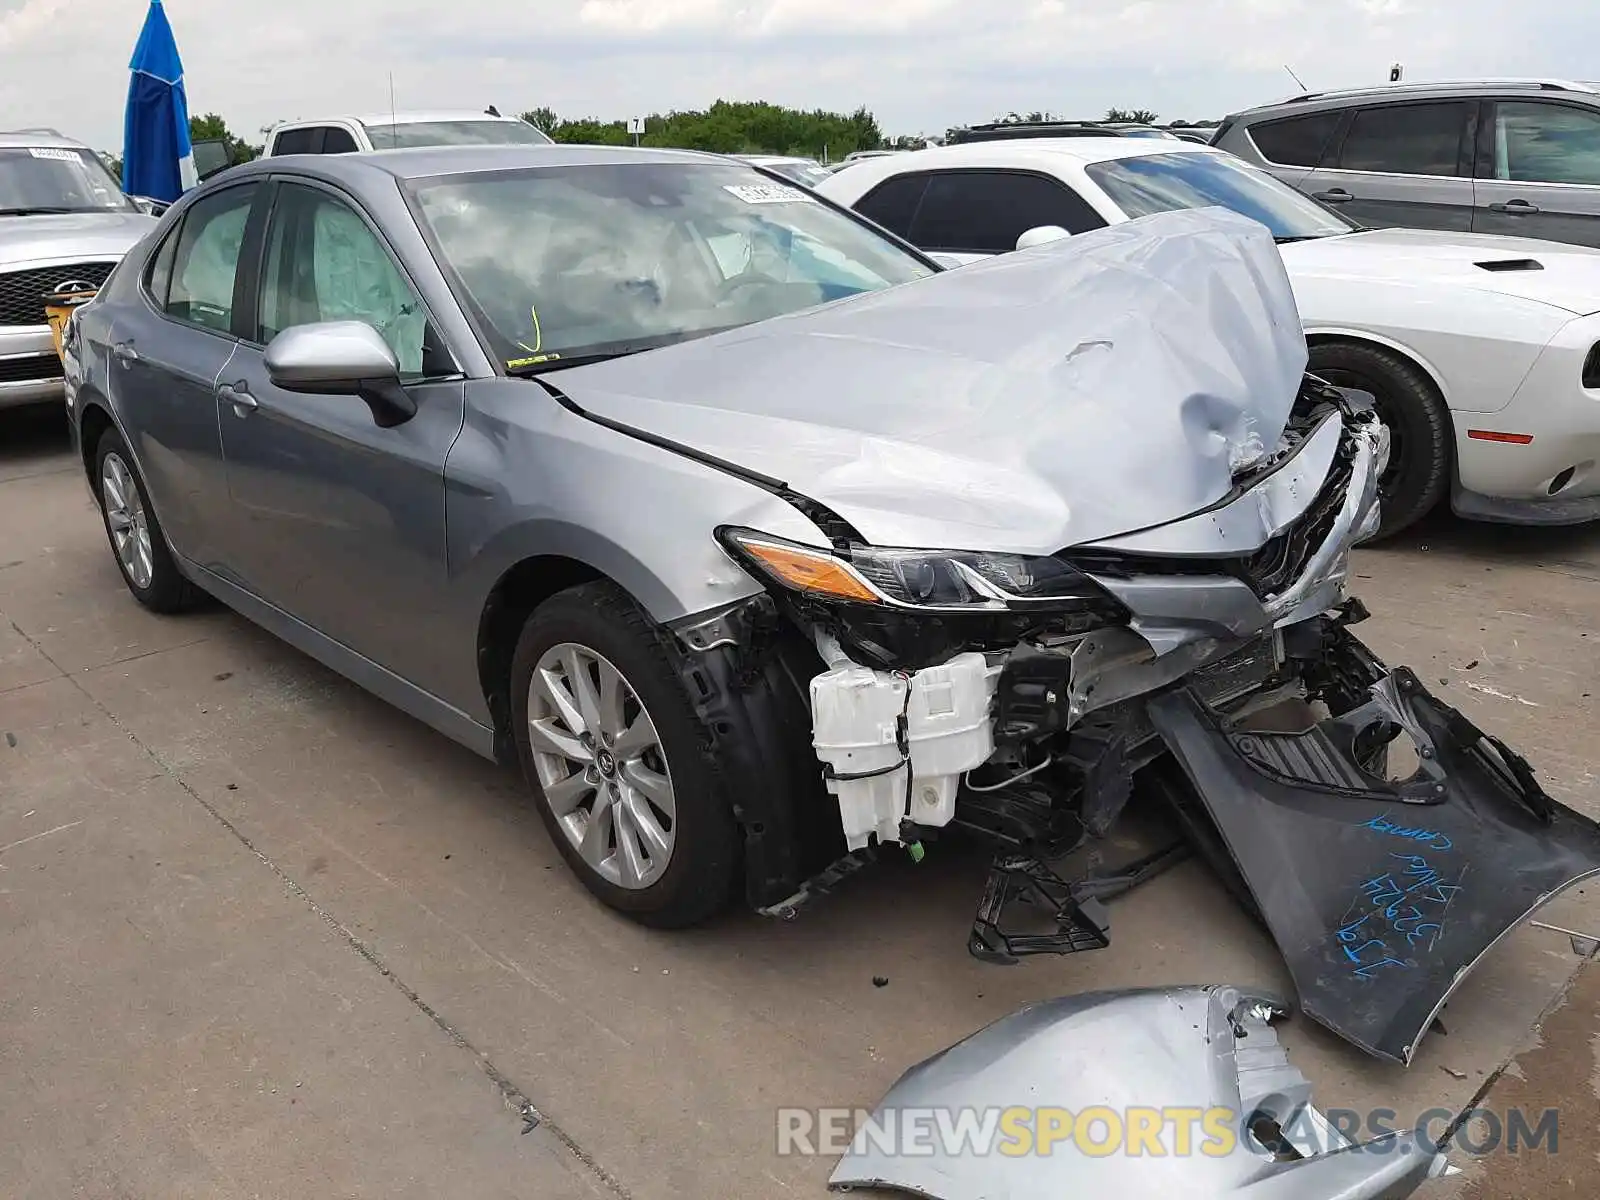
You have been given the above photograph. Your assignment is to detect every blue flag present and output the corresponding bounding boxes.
[122,1,196,202]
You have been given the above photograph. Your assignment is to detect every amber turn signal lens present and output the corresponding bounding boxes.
[736,539,882,604]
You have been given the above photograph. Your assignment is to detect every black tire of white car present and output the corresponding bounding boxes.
[93,427,205,613]
[1307,342,1451,541]
[510,581,742,928]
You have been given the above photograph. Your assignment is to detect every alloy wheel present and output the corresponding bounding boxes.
[101,452,154,590]
[526,642,677,889]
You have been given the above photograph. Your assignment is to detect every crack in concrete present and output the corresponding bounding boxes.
[1438,942,1599,1155]
[6,615,631,1200]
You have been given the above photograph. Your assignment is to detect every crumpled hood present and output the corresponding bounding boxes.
[1282,226,1600,316]
[552,208,1309,555]
[0,210,156,269]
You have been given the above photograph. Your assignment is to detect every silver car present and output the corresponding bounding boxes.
[64,145,1600,1066]
[1212,78,1600,247]
[0,129,157,409]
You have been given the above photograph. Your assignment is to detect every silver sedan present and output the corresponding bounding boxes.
[63,145,1600,1068]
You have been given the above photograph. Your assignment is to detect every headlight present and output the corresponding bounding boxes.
[717,526,1116,613]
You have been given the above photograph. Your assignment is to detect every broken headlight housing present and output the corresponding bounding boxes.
[717,527,1117,613]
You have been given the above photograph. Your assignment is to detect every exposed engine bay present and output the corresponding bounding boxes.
[701,376,1600,1067]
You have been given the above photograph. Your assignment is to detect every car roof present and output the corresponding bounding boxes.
[836,137,1217,176]
[735,154,816,166]
[0,128,90,151]
[221,142,743,186]
[1229,77,1600,119]
[271,111,532,132]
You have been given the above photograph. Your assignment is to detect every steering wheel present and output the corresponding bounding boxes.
[713,268,772,306]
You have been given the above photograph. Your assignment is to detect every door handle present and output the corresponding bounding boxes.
[1489,199,1540,215]
[218,382,258,417]
[1312,188,1353,203]
[112,340,139,365]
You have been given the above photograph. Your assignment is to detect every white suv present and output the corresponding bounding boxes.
[264,110,553,157]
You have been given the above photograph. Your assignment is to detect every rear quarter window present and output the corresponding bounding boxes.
[853,174,927,240]
[1248,112,1343,167]
[271,127,324,156]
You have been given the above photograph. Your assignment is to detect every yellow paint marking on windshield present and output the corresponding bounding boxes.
[515,305,545,356]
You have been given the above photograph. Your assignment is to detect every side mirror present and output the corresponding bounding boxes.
[927,252,971,271]
[1016,225,1072,252]
[264,321,416,427]
[128,195,169,217]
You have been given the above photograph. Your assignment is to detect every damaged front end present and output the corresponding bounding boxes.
[830,985,1454,1200]
[710,375,1600,1066]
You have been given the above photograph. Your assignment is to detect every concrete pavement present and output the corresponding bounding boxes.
[3,404,1598,1198]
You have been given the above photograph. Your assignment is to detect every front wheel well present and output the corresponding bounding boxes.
[477,556,605,757]
[1305,334,1449,404]
[1305,334,1456,538]
[77,401,115,490]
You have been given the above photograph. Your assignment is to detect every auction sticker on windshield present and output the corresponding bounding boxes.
[724,183,815,205]
[28,147,81,161]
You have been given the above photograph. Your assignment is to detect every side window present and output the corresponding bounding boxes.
[144,218,181,307]
[271,127,323,156]
[853,175,928,239]
[1248,112,1343,167]
[909,171,1105,253]
[321,126,360,154]
[1493,102,1600,186]
[256,184,431,377]
[1336,102,1469,177]
[165,183,259,333]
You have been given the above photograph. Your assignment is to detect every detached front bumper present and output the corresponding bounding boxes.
[785,392,1600,1066]
[1148,630,1600,1065]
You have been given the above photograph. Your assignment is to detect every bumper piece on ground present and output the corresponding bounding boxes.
[1149,662,1600,1065]
[830,985,1451,1199]
[968,841,1188,965]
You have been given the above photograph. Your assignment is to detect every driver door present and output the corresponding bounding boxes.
[215,179,467,689]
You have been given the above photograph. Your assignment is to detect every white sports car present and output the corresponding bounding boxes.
[817,139,1600,538]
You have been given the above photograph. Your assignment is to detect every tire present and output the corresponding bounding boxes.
[93,427,205,613]
[510,581,741,928]
[1308,342,1452,540]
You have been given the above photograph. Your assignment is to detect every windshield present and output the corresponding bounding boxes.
[1085,151,1355,240]
[412,161,936,369]
[0,147,131,213]
[363,120,554,149]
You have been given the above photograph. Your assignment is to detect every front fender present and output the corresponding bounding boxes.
[437,382,829,719]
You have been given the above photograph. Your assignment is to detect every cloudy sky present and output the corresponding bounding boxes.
[1,0,1592,153]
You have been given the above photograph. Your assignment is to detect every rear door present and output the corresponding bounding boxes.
[1301,99,1477,231]
[107,180,264,567]
[1472,99,1600,248]
[214,178,466,684]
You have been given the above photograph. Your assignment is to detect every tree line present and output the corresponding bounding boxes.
[101,102,1218,174]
